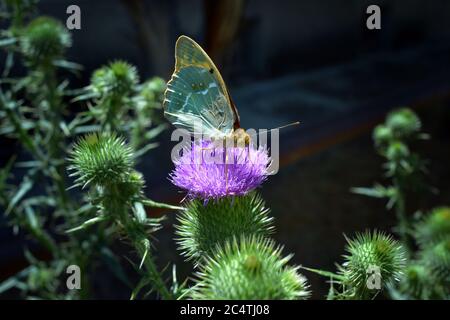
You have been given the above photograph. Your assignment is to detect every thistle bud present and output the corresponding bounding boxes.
[386,141,409,161]
[68,133,134,188]
[339,231,406,299]
[176,192,274,262]
[415,207,450,247]
[20,16,71,66]
[419,238,450,283]
[373,124,393,149]
[134,77,166,116]
[191,236,310,300]
[399,264,431,299]
[386,108,421,139]
[91,60,139,100]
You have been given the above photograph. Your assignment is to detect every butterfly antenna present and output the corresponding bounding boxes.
[248,121,300,136]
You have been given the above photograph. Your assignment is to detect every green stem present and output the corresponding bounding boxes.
[393,177,412,254]
[1,99,45,161]
[106,189,173,300]
[43,68,70,209]
[142,198,185,211]
[299,265,346,281]
[134,238,172,300]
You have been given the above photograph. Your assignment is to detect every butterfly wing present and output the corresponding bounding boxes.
[164,36,240,138]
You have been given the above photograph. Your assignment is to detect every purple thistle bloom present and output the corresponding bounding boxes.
[170,140,271,199]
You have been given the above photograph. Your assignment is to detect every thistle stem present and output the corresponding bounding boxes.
[133,239,172,300]
[106,187,173,300]
[142,198,185,211]
[393,177,412,254]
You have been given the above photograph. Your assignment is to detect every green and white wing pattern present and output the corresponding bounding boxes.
[163,35,237,138]
[164,66,234,137]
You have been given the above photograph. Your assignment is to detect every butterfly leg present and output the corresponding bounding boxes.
[225,152,228,194]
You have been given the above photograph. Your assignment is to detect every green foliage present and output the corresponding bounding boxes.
[67,133,183,300]
[191,236,310,300]
[338,231,406,299]
[176,192,274,262]
[413,207,450,294]
[353,108,429,250]
[0,1,171,300]
[75,61,166,156]
[397,224,450,300]
[353,107,449,300]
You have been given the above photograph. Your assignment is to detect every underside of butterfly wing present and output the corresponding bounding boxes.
[164,66,234,137]
[163,36,240,136]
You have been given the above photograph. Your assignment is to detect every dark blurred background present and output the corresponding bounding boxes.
[1,0,450,298]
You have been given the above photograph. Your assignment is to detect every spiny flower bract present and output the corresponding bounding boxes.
[373,124,393,149]
[176,192,274,262]
[170,140,270,199]
[91,60,139,100]
[385,108,421,139]
[419,238,450,283]
[398,263,431,299]
[191,236,310,300]
[20,16,71,66]
[68,133,134,188]
[339,231,406,299]
[414,207,450,247]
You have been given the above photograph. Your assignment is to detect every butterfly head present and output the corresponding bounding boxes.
[232,128,251,146]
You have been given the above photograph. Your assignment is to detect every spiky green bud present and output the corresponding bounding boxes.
[385,108,421,139]
[140,77,166,101]
[386,141,409,162]
[68,133,134,188]
[112,170,145,202]
[419,238,450,282]
[398,263,432,299]
[415,207,450,247]
[27,266,56,292]
[91,60,139,100]
[20,16,71,66]
[373,124,393,149]
[175,192,274,262]
[191,236,310,300]
[135,77,166,113]
[339,231,406,299]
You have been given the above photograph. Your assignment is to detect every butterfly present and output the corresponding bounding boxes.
[163,35,251,146]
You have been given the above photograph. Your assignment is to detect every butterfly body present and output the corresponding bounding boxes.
[164,35,250,146]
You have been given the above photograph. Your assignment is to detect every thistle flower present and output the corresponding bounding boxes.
[191,236,310,300]
[68,133,134,188]
[339,231,406,299]
[170,140,270,199]
[20,16,71,66]
[176,192,274,262]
